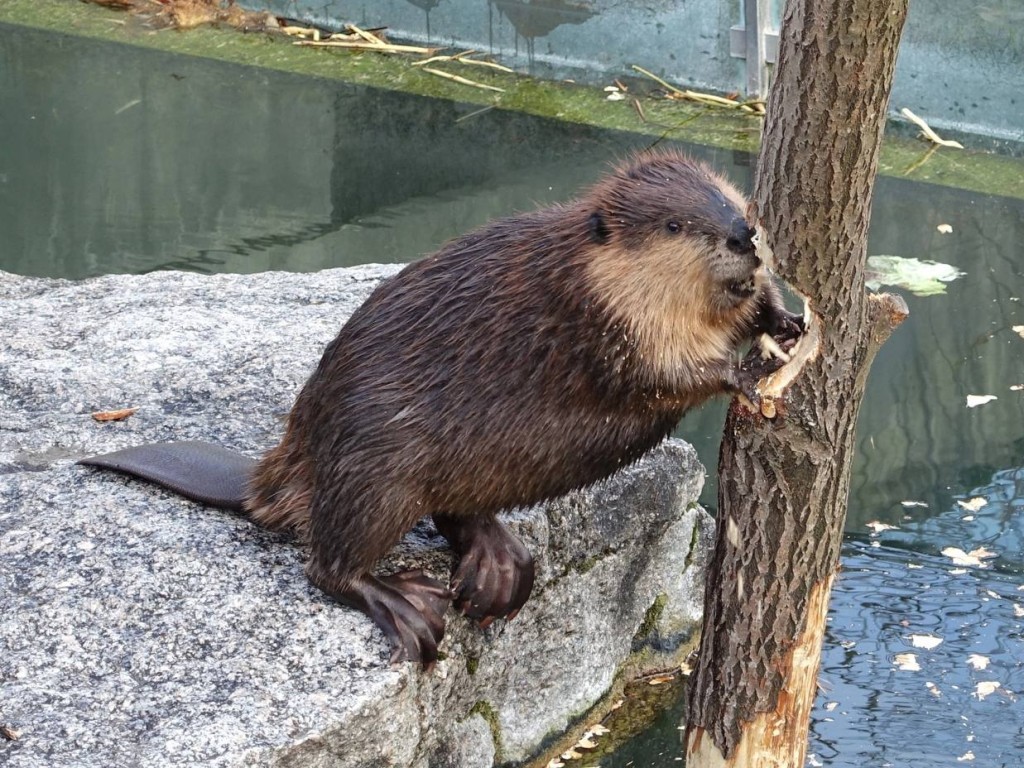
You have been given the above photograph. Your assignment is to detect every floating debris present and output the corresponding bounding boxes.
[865,255,965,296]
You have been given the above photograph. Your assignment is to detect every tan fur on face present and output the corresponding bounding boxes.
[586,236,761,390]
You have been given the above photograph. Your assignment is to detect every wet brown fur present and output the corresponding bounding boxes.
[244,151,791,594]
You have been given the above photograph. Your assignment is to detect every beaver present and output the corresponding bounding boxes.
[80,150,803,667]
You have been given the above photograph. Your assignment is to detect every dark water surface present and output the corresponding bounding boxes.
[3,26,1023,767]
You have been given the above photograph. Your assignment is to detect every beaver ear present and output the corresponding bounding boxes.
[588,210,610,243]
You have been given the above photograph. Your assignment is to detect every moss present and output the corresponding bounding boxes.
[465,655,479,676]
[632,593,668,647]
[3,0,1022,200]
[572,553,601,576]
[469,700,503,764]
[683,513,703,570]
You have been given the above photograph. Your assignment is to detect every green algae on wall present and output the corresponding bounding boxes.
[1,0,1021,200]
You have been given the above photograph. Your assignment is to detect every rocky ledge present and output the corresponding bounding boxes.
[0,266,712,767]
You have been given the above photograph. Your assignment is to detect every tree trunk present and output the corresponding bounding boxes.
[685,0,910,765]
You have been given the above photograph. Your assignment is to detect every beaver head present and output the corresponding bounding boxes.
[582,151,767,383]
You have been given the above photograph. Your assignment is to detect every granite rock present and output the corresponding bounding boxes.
[0,267,712,767]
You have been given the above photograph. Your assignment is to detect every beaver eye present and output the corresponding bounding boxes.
[666,220,682,234]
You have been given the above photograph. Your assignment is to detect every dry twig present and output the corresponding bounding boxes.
[900,108,965,149]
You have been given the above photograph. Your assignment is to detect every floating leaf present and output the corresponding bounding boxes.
[967,654,990,670]
[957,497,987,512]
[958,751,975,762]
[910,634,943,650]
[926,681,942,697]
[1014,603,1024,618]
[865,255,965,296]
[942,547,996,567]
[966,395,997,408]
[974,681,1001,700]
[901,500,928,508]
[866,520,899,533]
[937,223,954,234]
[895,653,921,671]
[1012,325,1024,339]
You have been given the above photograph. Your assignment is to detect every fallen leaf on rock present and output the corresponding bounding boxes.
[966,395,997,408]
[576,737,597,750]
[648,674,675,686]
[588,724,610,736]
[561,749,582,760]
[895,653,921,671]
[957,497,987,512]
[91,406,139,422]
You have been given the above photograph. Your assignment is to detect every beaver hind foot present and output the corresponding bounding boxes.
[434,513,535,628]
[308,567,453,667]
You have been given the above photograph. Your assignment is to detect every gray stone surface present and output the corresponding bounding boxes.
[0,267,712,767]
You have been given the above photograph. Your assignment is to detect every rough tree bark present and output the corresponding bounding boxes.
[685,0,910,765]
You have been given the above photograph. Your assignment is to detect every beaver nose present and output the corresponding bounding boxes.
[725,219,756,255]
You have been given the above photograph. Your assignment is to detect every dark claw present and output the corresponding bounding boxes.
[434,513,535,626]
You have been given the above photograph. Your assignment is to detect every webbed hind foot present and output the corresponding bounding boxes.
[434,513,535,629]
[308,567,452,668]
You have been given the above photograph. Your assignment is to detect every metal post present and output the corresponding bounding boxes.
[730,0,779,99]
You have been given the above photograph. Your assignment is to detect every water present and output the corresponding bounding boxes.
[2,25,1023,767]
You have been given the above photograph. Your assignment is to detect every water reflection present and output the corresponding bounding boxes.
[812,538,1024,767]
[491,0,596,62]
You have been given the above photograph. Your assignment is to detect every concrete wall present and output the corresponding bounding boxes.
[254,0,1023,144]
